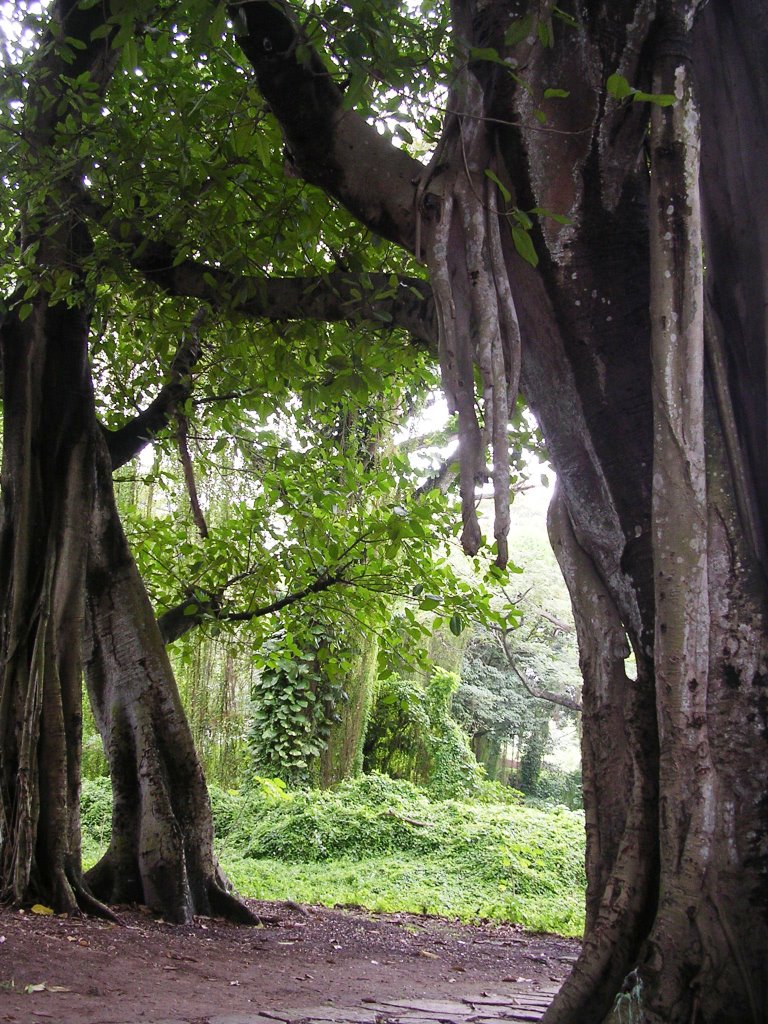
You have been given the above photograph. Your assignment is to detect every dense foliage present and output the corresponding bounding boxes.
[363,667,485,798]
[81,774,586,936]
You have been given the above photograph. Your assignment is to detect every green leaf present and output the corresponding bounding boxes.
[537,20,554,48]
[343,30,368,59]
[470,47,503,65]
[553,6,578,27]
[512,208,533,230]
[449,612,464,637]
[510,226,539,267]
[606,73,634,101]
[633,90,676,107]
[484,168,511,206]
[543,88,570,99]
[505,15,533,47]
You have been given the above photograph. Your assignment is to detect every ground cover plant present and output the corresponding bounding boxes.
[80,774,585,937]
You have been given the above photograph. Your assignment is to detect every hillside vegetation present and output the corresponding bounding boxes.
[82,774,585,937]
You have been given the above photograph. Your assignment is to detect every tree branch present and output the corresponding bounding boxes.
[230,0,422,250]
[175,412,209,539]
[74,191,435,345]
[105,310,206,470]
[157,568,351,645]
[414,449,460,498]
[498,629,582,713]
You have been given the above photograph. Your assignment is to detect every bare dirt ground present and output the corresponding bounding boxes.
[0,900,580,1024]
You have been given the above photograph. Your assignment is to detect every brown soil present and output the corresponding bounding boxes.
[0,900,580,1024]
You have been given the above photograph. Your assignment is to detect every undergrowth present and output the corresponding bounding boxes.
[80,773,586,936]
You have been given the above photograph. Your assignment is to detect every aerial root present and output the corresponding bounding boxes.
[421,68,522,567]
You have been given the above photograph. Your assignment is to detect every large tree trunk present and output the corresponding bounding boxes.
[0,0,119,915]
[0,299,99,913]
[547,486,659,1018]
[235,0,768,1018]
[83,436,257,924]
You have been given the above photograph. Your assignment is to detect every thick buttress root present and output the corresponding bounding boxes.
[420,63,521,566]
[83,434,258,926]
[86,841,258,925]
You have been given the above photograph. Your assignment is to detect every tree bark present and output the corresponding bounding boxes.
[0,0,120,914]
[0,300,99,912]
[547,486,658,1020]
[83,435,257,924]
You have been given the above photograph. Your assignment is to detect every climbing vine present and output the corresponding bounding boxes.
[363,667,483,797]
[248,625,348,786]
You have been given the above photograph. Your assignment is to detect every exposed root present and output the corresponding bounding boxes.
[207,868,261,925]
[86,846,259,926]
[72,881,124,924]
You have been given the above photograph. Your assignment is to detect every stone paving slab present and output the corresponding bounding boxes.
[145,986,557,1024]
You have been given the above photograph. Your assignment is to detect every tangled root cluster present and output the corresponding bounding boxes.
[419,66,521,568]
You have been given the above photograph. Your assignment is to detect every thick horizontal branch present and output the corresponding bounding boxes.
[75,192,435,344]
[157,569,350,645]
[231,0,423,250]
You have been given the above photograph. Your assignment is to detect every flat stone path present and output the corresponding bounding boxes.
[156,986,559,1024]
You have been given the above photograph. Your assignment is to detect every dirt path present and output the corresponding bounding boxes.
[0,901,580,1023]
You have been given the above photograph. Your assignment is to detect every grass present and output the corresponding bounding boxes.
[80,773,586,937]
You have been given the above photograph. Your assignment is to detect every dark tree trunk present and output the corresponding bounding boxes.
[0,0,119,915]
[83,436,257,924]
[547,486,659,1018]
[0,299,99,913]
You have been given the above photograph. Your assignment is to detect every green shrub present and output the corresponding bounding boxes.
[212,773,586,935]
[80,778,112,866]
[530,765,583,810]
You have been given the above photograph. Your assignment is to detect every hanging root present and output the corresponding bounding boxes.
[421,67,522,567]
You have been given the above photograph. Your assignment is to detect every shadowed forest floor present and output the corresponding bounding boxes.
[0,900,580,1023]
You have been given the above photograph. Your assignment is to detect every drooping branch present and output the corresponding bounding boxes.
[497,628,582,714]
[175,411,209,540]
[420,55,522,566]
[232,0,521,566]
